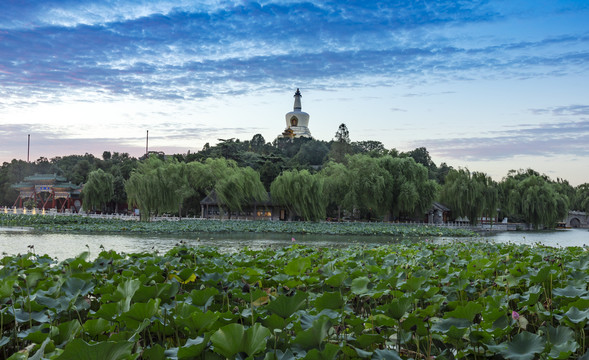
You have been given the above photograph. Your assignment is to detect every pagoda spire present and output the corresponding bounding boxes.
[293,88,302,111]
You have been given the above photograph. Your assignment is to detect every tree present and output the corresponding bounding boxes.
[352,140,387,157]
[334,123,350,144]
[320,162,351,221]
[0,160,36,206]
[329,124,353,163]
[82,169,114,212]
[250,134,266,153]
[440,168,498,225]
[345,154,392,219]
[502,174,568,229]
[379,156,438,219]
[292,140,329,166]
[216,167,268,218]
[270,169,327,221]
[575,183,589,213]
[407,147,438,180]
[125,156,188,221]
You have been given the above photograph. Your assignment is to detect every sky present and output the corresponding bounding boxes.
[0,0,588,185]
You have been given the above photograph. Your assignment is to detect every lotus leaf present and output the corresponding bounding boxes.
[445,302,483,322]
[142,344,166,360]
[543,325,578,359]
[262,349,296,360]
[27,337,51,360]
[211,323,270,358]
[133,282,179,303]
[556,306,589,324]
[499,331,545,360]
[189,287,219,309]
[528,265,557,285]
[385,296,412,320]
[62,277,95,298]
[284,257,312,276]
[292,316,332,350]
[56,339,134,360]
[108,278,141,313]
[552,285,588,298]
[323,272,346,287]
[266,291,308,319]
[177,336,208,359]
[401,276,426,292]
[0,336,11,348]
[83,318,112,338]
[9,308,50,324]
[371,349,402,360]
[2,239,589,359]
[351,276,372,295]
[0,277,16,298]
[121,298,160,326]
[431,317,471,333]
[355,334,383,348]
[314,292,344,311]
[184,309,220,335]
[304,343,340,360]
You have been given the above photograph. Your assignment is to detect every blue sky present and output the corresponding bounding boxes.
[0,0,588,185]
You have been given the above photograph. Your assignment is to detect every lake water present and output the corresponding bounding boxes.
[0,227,588,261]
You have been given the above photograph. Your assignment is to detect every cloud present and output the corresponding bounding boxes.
[8,1,587,103]
[419,119,589,161]
[530,104,589,116]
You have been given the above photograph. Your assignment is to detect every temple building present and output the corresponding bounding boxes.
[281,88,312,138]
[11,174,82,213]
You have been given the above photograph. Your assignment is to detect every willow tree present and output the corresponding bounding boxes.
[270,169,327,221]
[503,175,569,229]
[345,154,393,219]
[440,168,497,225]
[82,169,114,212]
[125,156,187,221]
[215,166,268,218]
[574,183,589,213]
[320,161,352,221]
[379,156,438,219]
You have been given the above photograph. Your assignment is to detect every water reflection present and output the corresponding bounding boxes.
[0,227,587,261]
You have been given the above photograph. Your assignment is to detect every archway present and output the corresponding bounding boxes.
[570,218,581,228]
[290,116,298,126]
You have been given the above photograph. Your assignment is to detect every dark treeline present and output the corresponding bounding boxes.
[1,124,588,227]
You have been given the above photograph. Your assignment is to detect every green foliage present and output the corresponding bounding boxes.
[82,169,114,212]
[320,162,351,221]
[379,156,439,218]
[270,169,327,221]
[441,168,498,225]
[500,171,569,228]
[0,213,477,237]
[215,166,268,216]
[125,156,186,221]
[345,154,392,218]
[574,183,589,213]
[1,242,589,359]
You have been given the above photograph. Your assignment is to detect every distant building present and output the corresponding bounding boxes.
[281,89,312,139]
[200,190,287,220]
[11,173,82,212]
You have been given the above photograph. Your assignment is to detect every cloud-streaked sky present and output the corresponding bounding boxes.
[1,0,588,185]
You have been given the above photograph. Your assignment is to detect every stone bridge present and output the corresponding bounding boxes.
[565,211,589,228]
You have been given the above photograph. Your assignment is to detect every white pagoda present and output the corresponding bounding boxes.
[281,89,312,138]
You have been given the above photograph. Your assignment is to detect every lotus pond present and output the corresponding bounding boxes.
[0,214,477,237]
[2,241,589,359]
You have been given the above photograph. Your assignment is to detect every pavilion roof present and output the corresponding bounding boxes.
[24,173,68,182]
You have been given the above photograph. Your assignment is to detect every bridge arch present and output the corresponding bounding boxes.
[570,217,582,228]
